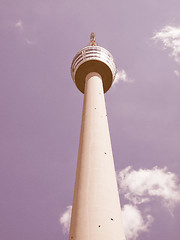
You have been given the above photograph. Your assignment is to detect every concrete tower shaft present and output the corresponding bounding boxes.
[69,34,126,240]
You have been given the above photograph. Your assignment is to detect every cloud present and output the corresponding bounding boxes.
[15,19,23,31]
[152,25,180,63]
[60,167,180,239]
[59,205,72,234]
[174,70,180,77]
[113,69,134,85]
[122,204,153,240]
[118,166,180,212]
[14,20,37,45]
[60,204,153,240]
[25,38,36,45]
[59,204,153,240]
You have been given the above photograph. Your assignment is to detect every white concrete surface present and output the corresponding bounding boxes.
[69,72,126,240]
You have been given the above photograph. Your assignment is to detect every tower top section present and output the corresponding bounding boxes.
[90,32,97,46]
[71,33,116,93]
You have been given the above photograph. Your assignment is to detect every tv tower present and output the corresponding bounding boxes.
[69,33,126,240]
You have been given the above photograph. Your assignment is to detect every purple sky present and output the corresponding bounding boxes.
[0,1,180,240]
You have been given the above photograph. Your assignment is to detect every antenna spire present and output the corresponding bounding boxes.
[90,32,97,46]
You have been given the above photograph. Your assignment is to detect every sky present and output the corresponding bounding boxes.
[0,0,180,240]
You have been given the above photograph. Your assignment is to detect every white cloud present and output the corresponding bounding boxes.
[113,69,134,85]
[60,167,180,238]
[118,166,180,212]
[152,25,180,63]
[14,20,36,45]
[15,19,23,31]
[25,38,36,45]
[59,204,153,240]
[59,205,72,234]
[122,204,153,240]
[174,70,180,77]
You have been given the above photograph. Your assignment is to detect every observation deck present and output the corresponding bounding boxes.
[71,35,116,93]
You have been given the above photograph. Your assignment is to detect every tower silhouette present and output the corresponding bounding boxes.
[69,33,126,240]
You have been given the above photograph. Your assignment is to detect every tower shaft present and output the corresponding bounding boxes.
[69,72,126,240]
